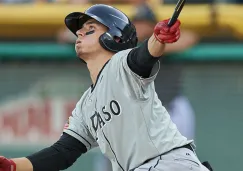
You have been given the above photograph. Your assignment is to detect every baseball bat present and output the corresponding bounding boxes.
[167,0,186,27]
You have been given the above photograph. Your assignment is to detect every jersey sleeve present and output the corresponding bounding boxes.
[63,100,98,151]
[109,49,160,100]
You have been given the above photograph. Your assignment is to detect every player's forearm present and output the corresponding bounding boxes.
[127,39,160,78]
[25,133,85,171]
[11,157,33,171]
[148,34,166,57]
[6,133,85,171]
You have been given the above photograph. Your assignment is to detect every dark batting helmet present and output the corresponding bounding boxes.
[65,4,138,52]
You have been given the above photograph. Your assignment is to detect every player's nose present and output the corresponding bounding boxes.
[76,28,85,37]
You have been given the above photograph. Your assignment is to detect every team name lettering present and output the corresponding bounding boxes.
[90,100,121,132]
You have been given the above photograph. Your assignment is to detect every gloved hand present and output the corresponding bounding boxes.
[154,19,181,43]
[0,156,16,171]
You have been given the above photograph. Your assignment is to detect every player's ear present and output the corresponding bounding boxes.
[114,37,122,43]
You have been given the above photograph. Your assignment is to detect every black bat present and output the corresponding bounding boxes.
[167,0,186,27]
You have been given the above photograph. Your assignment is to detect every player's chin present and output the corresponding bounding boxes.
[76,50,87,62]
[75,46,83,56]
[76,51,84,59]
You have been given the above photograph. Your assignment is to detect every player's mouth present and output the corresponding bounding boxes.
[76,39,81,45]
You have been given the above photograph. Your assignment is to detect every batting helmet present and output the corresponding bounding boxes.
[65,4,138,52]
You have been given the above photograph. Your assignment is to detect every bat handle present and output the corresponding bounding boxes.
[167,11,180,27]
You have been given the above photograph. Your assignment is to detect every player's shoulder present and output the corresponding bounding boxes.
[108,48,135,68]
[111,48,134,61]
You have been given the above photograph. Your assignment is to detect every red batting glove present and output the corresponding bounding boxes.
[0,156,16,171]
[154,19,181,43]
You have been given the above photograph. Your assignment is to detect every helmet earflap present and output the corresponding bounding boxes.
[99,24,137,52]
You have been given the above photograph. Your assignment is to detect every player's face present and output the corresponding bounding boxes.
[75,19,108,58]
[133,20,155,42]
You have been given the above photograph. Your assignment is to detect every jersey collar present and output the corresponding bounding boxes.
[91,59,110,93]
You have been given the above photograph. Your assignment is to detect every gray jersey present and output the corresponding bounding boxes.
[63,49,193,171]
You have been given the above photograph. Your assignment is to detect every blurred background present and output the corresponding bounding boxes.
[0,0,242,171]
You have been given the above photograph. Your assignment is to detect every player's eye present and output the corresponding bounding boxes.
[89,25,95,30]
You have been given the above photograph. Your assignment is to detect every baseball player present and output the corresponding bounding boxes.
[0,4,212,171]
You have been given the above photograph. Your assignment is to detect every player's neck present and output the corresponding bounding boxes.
[86,52,114,85]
